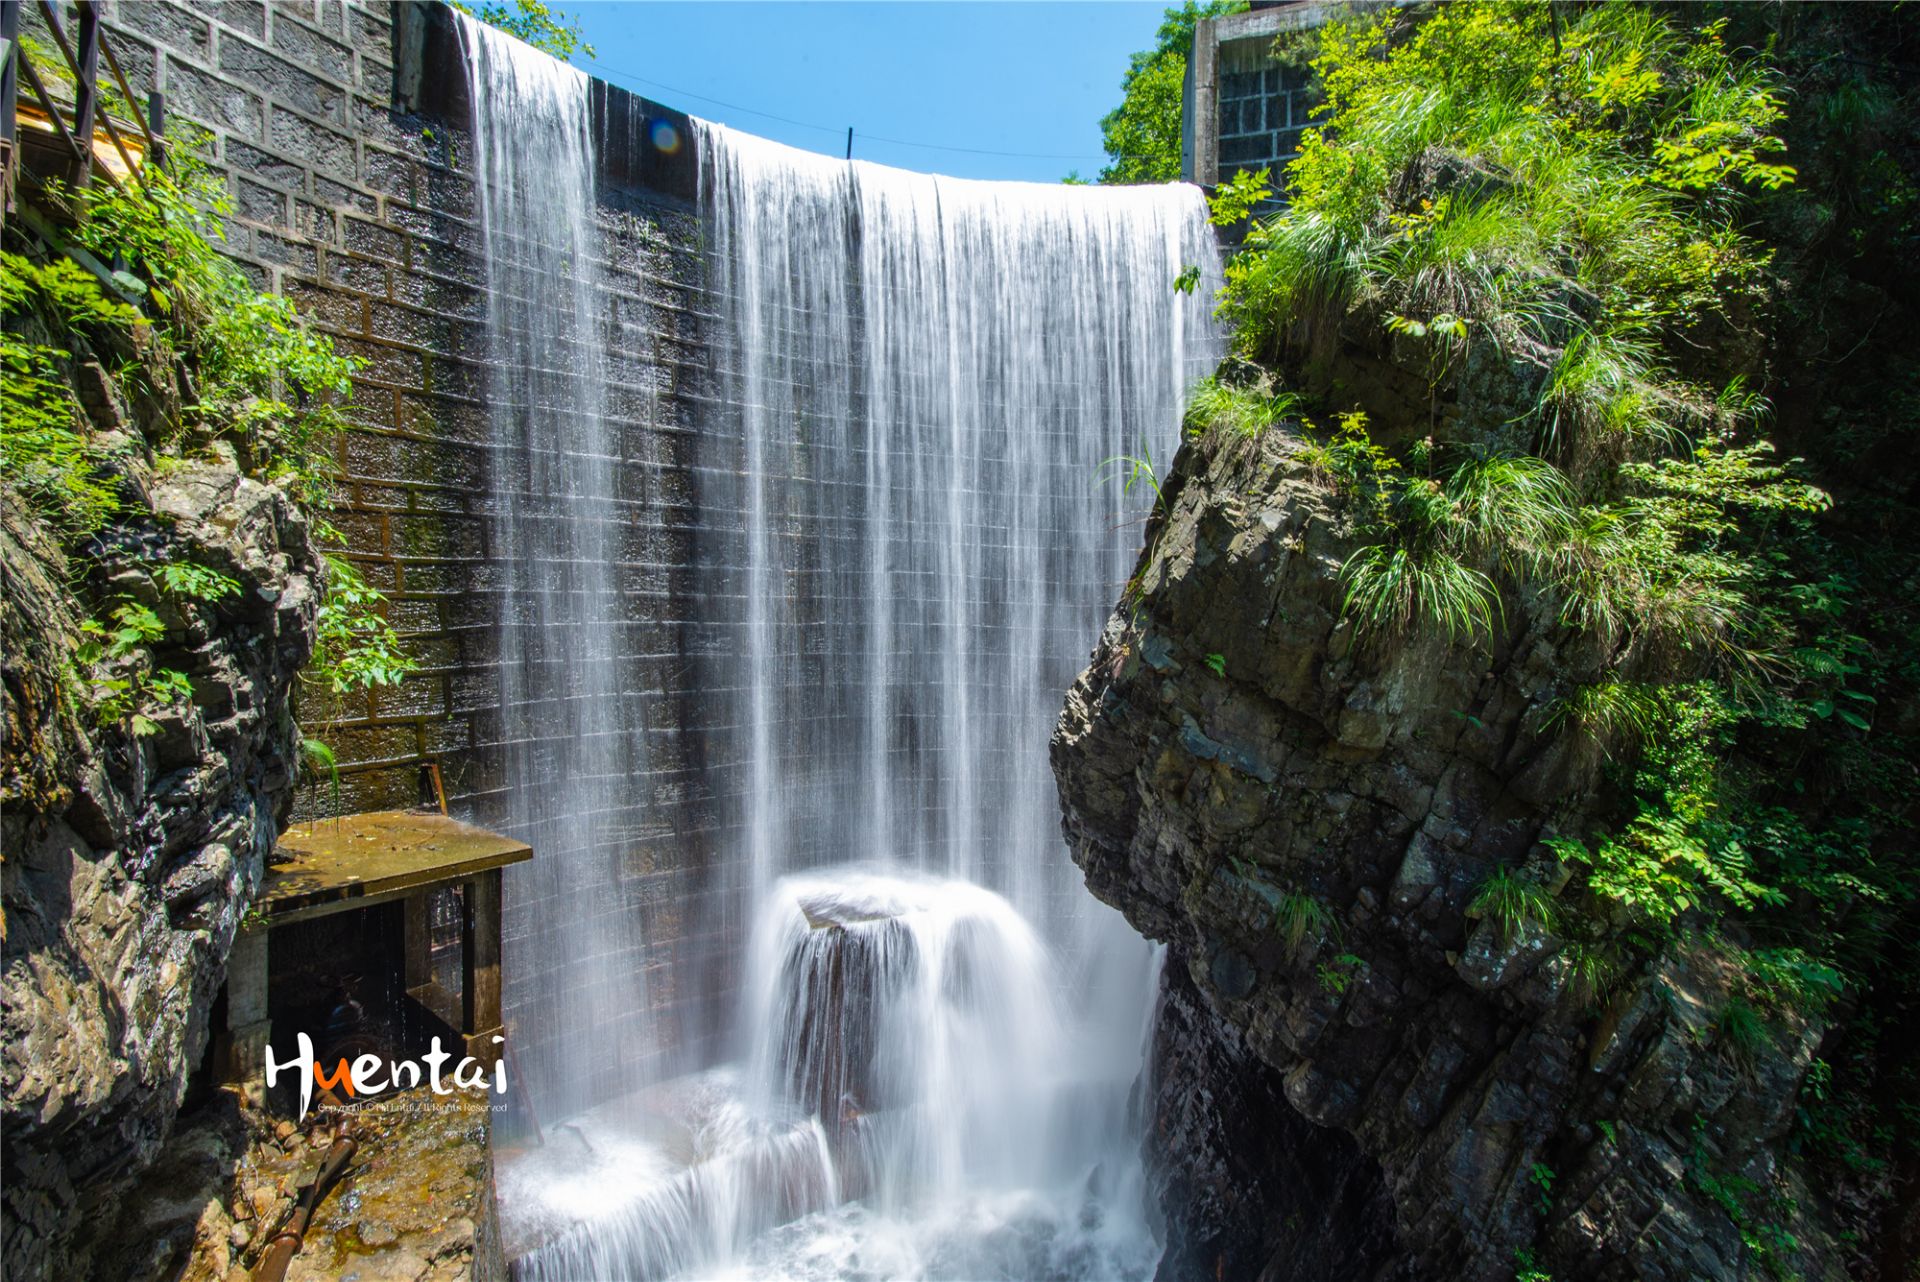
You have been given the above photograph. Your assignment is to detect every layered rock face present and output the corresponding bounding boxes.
[2,444,321,1275]
[1054,430,1834,1281]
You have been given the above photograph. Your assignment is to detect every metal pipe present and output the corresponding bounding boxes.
[251,1134,358,1282]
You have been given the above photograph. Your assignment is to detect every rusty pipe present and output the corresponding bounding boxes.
[251,1134,358,1282]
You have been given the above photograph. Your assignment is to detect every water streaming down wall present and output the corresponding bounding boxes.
[456,13,654,1124]
[693,123,1223,938]
[456,22,1224,1269]
[671,125,1222,1275]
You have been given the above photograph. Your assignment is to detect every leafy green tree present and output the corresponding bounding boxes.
[1097,1,1247,184]
[451,0,595,61]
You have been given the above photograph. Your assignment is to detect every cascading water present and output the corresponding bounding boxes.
[461,20,1224,1274]
[456,13,652,1122]
[696,126,1219,921]
[745,872,1065,1202]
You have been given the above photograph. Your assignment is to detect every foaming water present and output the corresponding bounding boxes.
[512,879,1167,1280]
[455,12,651,1121]
[746,871,1065,1203]
[506,1070,841,1281]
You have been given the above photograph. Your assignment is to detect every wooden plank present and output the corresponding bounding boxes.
[404,891,431,989]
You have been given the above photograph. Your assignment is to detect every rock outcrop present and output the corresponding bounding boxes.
[1144,960,1400,1282]
[2,436,321,1272]
[1053,428,1837,1281]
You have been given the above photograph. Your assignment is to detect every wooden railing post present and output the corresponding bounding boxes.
[460,869,504,1067]
[147,90,164,169]
[71,1,97,187]
[2,2,19,154]
[1,0,19,217]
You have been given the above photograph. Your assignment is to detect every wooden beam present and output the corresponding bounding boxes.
[70,0,96,188]
[2,4,19,156]
[404,891,432,990]
[460,869,504,1066]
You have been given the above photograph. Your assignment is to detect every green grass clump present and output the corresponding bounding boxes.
[1469,867,1556,942]
[1275,891,1333,954]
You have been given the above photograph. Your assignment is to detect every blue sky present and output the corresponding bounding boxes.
[566,2,1170,182]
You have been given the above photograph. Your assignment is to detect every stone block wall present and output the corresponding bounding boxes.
[61,0,739,1078]
[1214,53,1311,174]
[1182,1,1327,198]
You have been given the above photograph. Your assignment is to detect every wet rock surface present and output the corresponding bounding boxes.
[92,1086,501,1282]
[2,447,320,1276]
[1053,429,1841,1281]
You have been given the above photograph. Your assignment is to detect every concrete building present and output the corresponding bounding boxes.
[1181,1,1330,193]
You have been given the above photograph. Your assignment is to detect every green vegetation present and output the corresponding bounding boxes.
[1470,867,1556,942]
[1315,951,1363,996]
[1527,1161,1555,1216]
[75,601,186,736]
[1513,1247,1552,1282]
[309,556,416,696]
[451,0,594,60]
[1688,1114,1801,1272]
[1096,444,1166,515]
[1713,993,1767,1064]
[0,252,140,533]
[1197,0,1919,1246]
[1274,888,1332,953]
[1093,1,1246,184]
[1,132,412,751]
[58,155,357,508]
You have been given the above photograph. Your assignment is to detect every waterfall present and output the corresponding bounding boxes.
[694,123,1220,927]
[459,21,1225,1271]
[456,12,652,1123]
[679,126,1221,1277]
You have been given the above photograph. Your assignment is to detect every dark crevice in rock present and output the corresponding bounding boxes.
[1145,957,1402,1282]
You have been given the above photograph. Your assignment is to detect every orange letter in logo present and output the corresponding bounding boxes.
[313,1058,356,1099]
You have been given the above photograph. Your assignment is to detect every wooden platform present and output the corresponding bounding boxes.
[262,809,531,926]
[221,809,532,1086]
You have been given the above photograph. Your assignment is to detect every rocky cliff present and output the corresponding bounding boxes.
[2,371,322,1273]
[1054,428,1841,1281]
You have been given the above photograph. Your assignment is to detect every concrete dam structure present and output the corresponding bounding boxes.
[77,1,1223,1273]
